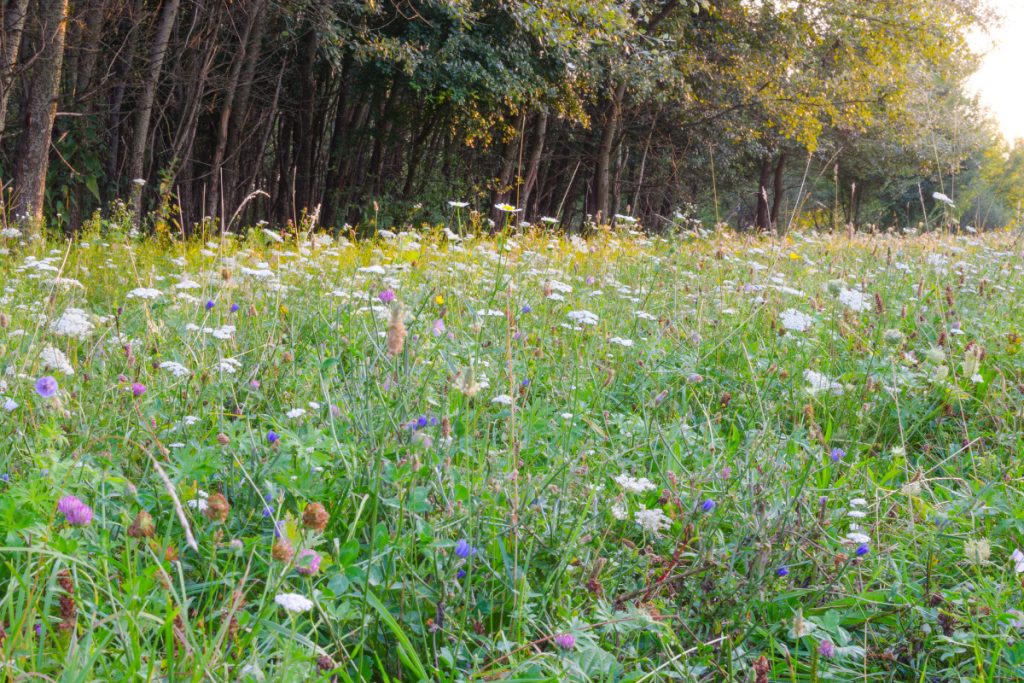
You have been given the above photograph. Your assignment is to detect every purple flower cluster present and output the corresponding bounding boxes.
[405,415,439,431]
[57,495,93,526]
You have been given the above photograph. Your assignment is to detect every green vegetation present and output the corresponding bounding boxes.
[2,221,1024,679]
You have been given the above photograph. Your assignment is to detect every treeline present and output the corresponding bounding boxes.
[0,0,1018,235]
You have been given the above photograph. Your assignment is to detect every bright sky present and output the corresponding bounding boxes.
[968,0,1024,144]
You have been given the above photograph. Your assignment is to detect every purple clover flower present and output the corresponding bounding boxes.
[295,549,321,576]
[818,639,836,658]
[553,633,576,650]
[57,495,93,526]
[131,382,147,397]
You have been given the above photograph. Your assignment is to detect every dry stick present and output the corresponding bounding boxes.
[918,182,930,233]
[555,160,581,221]
[144,448,199,552]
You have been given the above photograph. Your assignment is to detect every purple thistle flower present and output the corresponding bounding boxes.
[378,288,396,303]
[553,633,576,650]
[57,495,93,526]
[35,376,58,398]
[818,639,836,658]
[131,382,147,397]
[295,549,321,576]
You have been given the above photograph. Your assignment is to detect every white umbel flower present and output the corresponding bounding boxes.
[614,474,657,494]
[274,592,314,613]
[779,308,813,332]
[567,310,599,326]
[838,288,869,312]
[40,345,75,375]
[51,308,93,339]
[126,287,163,300]
[634,506,672,535]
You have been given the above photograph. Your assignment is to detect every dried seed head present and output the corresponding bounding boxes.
[386,305,407,356]
[272,538,294,562]
[302,502,329,532]
[128,510,156,538]
[204,493,230,523]
[216,432,231,445]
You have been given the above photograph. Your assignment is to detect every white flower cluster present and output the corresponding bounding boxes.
[614,473,657,494]
[779,308,812,332]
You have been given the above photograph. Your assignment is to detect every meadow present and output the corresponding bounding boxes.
[2,216,1024,681]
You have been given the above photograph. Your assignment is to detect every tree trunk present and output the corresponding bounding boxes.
[520,109,547,219]
[489,109,526,225]
[128,0,180,227]
[771,152,786,234]
[591,79,626,223]
[754,156,773,231]
[12,0,69,226]
[207,0,262,220]
[0,0,31,136]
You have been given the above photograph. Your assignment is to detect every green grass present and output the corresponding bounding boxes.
[2,221,1024,681]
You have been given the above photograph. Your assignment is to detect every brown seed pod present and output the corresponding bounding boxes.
[204,493,230,523]
[302,502,330,532]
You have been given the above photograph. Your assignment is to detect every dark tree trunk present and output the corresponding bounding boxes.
[0,0,31,137]
[771,152,786,234]
[128,0,180,226]
[591,79,626,223]
[520,109,547,219]
[13,0,69,226]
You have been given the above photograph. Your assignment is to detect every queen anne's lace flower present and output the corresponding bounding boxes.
[274,592,314,613]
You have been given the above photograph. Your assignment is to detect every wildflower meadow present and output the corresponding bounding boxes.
[2,218,1024,681]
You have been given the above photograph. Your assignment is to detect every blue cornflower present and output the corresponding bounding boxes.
[776,566,789,577]
[454,539,475,558]
[262,506,274,518]
[830,447,846,462]
[521,305,532,314]
[230,303,240,313]
[521,378,531,388]
[416,416,429,429]
[456,568,467,579]
[856,544,870,557]
[206,300,215,310]
[701,499,715,513]
[267,430,280,444]
[0,473,9,483]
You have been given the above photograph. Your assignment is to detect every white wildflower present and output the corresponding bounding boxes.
[779,308,813,332]
[634,506,672,535]
[274,592,314,613]
[838,288,870,312]
[614,474,657,494]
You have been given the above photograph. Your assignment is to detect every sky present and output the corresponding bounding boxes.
[968,0,1024,143]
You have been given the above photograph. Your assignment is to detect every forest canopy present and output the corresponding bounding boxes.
[0,0,1015,235]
